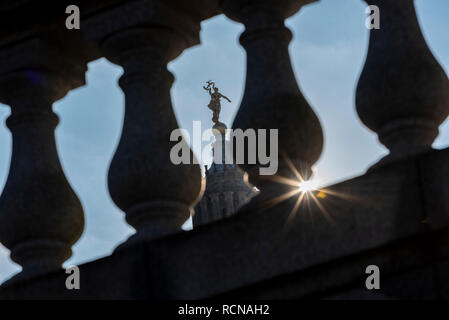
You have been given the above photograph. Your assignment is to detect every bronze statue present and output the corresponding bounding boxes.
[203,80,231,123]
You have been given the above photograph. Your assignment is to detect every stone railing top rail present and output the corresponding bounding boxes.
[0,0,221,58]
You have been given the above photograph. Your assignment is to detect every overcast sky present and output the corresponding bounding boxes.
[0,0,448,283]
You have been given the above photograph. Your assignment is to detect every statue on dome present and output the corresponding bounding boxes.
[203,80,231,124]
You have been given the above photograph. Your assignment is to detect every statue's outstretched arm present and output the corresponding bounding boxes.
[220,94,231,103]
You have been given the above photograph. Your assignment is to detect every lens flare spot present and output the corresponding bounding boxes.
[317,191,326,199]
[298,180,318,193]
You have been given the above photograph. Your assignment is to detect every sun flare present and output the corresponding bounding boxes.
[298,180,318,193]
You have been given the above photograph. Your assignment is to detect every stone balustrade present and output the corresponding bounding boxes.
[0,0,448,299]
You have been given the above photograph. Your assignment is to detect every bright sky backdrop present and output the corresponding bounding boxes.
[0,0,448,283]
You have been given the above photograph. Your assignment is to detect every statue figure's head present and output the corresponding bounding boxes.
[214,87,218,92]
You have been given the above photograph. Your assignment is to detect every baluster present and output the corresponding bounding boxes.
[104,29,202,243]
[83,1,215,244]
[221,0,323,201]
[0,39,86,283]
[356,0,449,168]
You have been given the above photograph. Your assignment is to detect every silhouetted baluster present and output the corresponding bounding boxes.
[0,40,86,284]
[221,0,323,200]
[357,0,449,168]
[83,0,218,243]
[99,28,202,244]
